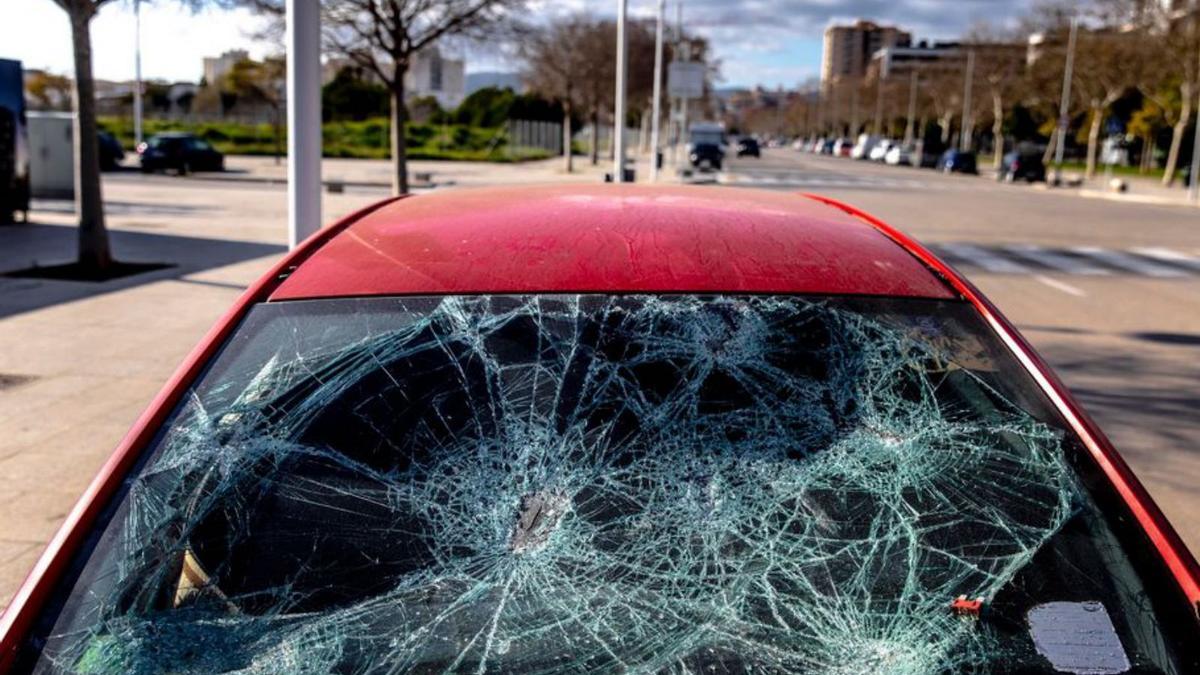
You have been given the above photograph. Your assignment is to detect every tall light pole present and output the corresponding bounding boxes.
[1053,17,1078,186]
[649,0,665,182]
[613,0,629,183]
[133,0,143,148]
[287,0,322,248]
[959,50,975,152]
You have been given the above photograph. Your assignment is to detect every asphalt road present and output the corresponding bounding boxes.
[720,148,1200,552]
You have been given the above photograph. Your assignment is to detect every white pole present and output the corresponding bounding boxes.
[287,0,322,248]
[959,50,975,151]
[133,0,142,148]
[613,0,628,183]
[649,0,665,182]
[1053,17,1078,186]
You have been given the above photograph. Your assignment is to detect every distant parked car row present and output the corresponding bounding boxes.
[793,133,1050,183]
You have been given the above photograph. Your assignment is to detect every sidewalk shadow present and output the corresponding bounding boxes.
[1037,340,1200,496]
[0,222,284,320]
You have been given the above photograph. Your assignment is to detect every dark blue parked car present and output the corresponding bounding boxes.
[937,149,978,175]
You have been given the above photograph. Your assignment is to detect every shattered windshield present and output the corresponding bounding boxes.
[18,295,1192,673]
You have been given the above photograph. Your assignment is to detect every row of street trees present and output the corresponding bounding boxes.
[758,0,1200,186]
[519,12,712,173]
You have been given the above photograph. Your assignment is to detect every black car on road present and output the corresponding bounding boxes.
[936,149,978,175]
[736,137,760,158]
[138,133,224,174]
[1000,150,1046,182]
[98,131,124,171]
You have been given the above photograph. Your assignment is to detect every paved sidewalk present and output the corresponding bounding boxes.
[215,154,617,189]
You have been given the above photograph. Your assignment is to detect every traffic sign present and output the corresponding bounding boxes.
[668,62,705,99]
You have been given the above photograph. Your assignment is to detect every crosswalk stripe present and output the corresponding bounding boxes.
[935,243,1032,273]
[1131,247,1200,272]
[1068,247,1187,277]
[1002,244,1111,275]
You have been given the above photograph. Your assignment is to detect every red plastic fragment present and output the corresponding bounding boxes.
[950,595,984,617]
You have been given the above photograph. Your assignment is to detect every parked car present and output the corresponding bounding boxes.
[137,132,225,174]
[819,138,837,155]
[1000,150,1047,182]
[884,144,916,166]
[868,139,895,162]
[937,148,978,174]
[98,130,124,171]
[850,134,880,160]
[3,185,1199,672]
[832,137,853,156]
[736,136,761,158]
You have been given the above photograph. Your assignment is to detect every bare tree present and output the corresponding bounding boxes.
[243,0,525,194]
[51,0,116,273]
[1121,1,1200,185]
[1070,29,1139,178]
[521,17,596,173]
[964,25,1028,169]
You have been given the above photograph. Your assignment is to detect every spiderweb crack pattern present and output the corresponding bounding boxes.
[43,296,1075,674]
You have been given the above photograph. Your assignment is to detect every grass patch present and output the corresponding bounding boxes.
[98,117,551,162]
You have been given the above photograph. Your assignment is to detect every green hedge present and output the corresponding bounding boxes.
[97,117,550,162]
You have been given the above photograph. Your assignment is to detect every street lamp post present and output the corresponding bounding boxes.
[1053,17,1078,187]
[613,0,629,183]
[286,0,322,248]
[133,0,142,149]
[649,0,665,182]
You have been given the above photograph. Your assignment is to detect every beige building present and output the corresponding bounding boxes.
[202,49,249,85]
[821,21,911,91]
[321,48,466,110]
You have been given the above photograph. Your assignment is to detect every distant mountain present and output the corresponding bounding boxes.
[465,71,525,95]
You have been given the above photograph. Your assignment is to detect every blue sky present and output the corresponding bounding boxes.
[2,0,1029,89]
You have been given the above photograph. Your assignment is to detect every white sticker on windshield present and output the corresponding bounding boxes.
[1027,601,1131,674]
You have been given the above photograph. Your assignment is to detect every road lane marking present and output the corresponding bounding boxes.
[1034,274,1086,297]
[1068,246,1187,277]
[1131,247,1200,272]
[1003,244,1111,275]
[936,243,1032,273]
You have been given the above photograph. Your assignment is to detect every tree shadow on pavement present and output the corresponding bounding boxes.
[0,222,285,320]
[1036,339,1200,495]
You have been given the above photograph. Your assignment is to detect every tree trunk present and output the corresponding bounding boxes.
[390,80,409,195]
[1042,128,1056,165]
[589,109,599,166]
[939,113,953,145]
[1162,84,1191,186]
[992,92,1004,170]
[1141,132,1154,173]
[273,104,282,166]
[562,101,573,173]
[1085,106,1102,180]
[69,5,112,272]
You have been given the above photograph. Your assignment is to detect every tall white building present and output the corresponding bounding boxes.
[405,48,465,109]
[321,47,466,110]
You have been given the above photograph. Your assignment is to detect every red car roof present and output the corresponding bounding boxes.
[269,184,956,301]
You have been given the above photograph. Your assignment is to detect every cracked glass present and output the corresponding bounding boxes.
[17,295,1194,673]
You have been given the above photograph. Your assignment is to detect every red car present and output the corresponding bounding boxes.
[2,185,1198,672]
